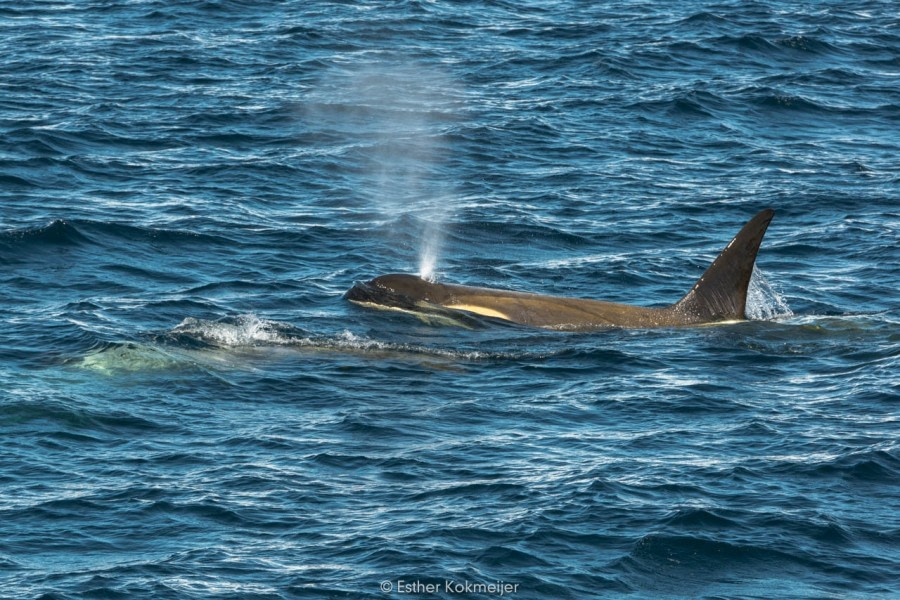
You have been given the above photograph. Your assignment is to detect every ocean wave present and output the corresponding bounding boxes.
[776,33,842,55]
[626,90,727,119]
[475,544,551,568]
[408,482,529,502]
[772,448,900,482]
[661,506,740,529]
[675,11,732,26]
[0,218,240,256]
[712,33,785,54]
[1,397,164,434]
[0,219,92,248]
[616,532,825,594]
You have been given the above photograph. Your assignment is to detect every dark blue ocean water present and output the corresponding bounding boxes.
[1,1,898,598]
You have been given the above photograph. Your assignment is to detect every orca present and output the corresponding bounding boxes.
[345,209,775,330]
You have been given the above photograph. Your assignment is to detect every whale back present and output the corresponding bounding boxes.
[345,209,776,330]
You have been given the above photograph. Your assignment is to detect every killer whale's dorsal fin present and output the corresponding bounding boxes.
[672,209,775,323]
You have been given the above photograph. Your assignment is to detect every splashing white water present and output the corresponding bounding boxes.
[746,265,793,321]
[173,315,293,346]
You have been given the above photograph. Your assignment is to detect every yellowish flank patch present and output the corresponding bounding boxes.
[445,304,511,321]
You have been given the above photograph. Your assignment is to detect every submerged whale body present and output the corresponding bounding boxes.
[345,209,775,331]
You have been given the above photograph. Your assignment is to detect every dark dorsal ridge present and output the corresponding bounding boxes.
[672,209,775,322]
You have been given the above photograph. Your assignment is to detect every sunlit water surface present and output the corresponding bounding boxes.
[1,1,898,598]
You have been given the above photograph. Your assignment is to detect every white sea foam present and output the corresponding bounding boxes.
[172,315,294,346]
